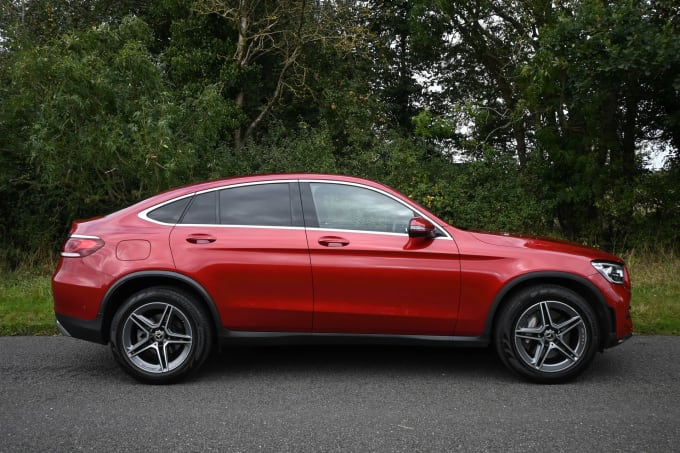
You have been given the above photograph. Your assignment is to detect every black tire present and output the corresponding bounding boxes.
[494,284,600,383]
[110,287,213,384]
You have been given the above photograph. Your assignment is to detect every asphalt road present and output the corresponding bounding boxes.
[0,335,678,452]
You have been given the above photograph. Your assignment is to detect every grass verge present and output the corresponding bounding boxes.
[0,252,678,336]
[0,266,58,336]
[625,250,680,335]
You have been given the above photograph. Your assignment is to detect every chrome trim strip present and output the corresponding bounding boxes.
[136,178,453,241]
[305,226,452,240]
[69,234,102,240]
[56,320,71,337]
[172,224,306,231]
[194,179,299,195]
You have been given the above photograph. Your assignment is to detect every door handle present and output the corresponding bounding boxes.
[186,234,216,244]
[318,236,349,247]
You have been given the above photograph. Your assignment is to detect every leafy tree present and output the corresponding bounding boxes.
[193,0,371,147]
[0,15,232,264]
[522,0,680,246]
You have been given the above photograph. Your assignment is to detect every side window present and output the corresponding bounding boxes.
[147,197,191,224]
[181,191,217,224]
[219,183,294,227]
[309,183,414,233]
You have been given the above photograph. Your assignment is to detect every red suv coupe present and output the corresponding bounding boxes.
[52,174,632,383]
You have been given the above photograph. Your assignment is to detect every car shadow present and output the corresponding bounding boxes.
[199,343,513,383]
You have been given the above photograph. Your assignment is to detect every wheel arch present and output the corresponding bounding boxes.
[99,271,222,344]
[483,272,616,350]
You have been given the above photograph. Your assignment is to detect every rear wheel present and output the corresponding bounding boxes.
[494,284,599,383]
[110,287,212,384]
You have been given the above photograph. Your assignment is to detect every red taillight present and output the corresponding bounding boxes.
[61,235,105,257]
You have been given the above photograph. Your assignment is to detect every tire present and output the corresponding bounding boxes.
[110,287,213,384]
[494,284,600,383]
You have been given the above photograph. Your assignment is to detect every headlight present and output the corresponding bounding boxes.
[592,261,625,285]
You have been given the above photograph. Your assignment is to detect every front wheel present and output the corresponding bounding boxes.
[110,287,212,384]
[494,285,600,383]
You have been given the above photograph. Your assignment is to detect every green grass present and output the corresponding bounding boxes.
[0,253,678,336]
[0,266,58,336]
[625,250,680,335]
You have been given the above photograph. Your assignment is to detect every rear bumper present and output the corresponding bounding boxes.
[55,313,106,344]
[605,332,633,349]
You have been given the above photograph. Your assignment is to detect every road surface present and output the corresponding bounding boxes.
[1,335,678,452]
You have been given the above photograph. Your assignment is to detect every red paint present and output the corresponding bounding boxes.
[52,174,633,344]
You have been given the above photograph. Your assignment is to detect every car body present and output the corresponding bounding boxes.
[52,174,633,383]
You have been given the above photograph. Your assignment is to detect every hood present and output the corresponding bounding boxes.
[469,231,622,262]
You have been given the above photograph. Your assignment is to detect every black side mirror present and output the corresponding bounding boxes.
[407,217,436,239]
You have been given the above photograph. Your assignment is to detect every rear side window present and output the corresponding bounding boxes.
[147,197,191,224]
[182,191,218,224]
[176,183,300,227]
[219,183,293,226]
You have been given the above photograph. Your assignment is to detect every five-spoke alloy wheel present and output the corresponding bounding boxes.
[495,285,599,383]
[110,287,212,384]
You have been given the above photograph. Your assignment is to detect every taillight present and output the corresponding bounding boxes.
[61,235,105,257]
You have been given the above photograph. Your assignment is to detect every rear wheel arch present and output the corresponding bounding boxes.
[99,271,221,344]
[484,272,615,350]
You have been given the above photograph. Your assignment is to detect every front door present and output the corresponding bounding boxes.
[302,181,460,335]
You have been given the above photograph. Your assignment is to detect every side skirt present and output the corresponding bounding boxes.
[218,330,489,348]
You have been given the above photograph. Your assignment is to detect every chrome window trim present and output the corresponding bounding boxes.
[172,224,306,231]
[138,178,453,241]
[138,180,298,226]
[138,192,196,225]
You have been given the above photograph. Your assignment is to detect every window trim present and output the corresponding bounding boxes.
[138,180,303,228]
[138,179,451,240]
[139,193,196,226]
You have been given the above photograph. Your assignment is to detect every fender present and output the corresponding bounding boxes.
[481,271,615,344]
[99,270,223,339]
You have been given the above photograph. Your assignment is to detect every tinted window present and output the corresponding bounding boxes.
[181,191,217,224]
[219,183,293,226]
[309,183,414,233]
[147,197,191,224]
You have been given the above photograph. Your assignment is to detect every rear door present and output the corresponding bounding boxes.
[169,181,313,332]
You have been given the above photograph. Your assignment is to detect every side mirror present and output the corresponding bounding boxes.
[407,217,436,239]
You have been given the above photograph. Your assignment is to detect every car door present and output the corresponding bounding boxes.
[301,181,461,335]
[169,181,313,332]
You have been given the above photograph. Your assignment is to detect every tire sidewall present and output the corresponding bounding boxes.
[495,285,600,383]
[110,287,211,384]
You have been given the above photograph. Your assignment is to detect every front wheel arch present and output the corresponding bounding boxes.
[484,272,615,351]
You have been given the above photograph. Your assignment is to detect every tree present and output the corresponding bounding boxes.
[522,0,680,245]
[0,15,233,264]
[193,0,370,147]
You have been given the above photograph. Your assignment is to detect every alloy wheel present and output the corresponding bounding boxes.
[121,302,194,374]
[513,300,587,373]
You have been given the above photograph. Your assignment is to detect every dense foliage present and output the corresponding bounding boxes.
[1,0,678,268]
